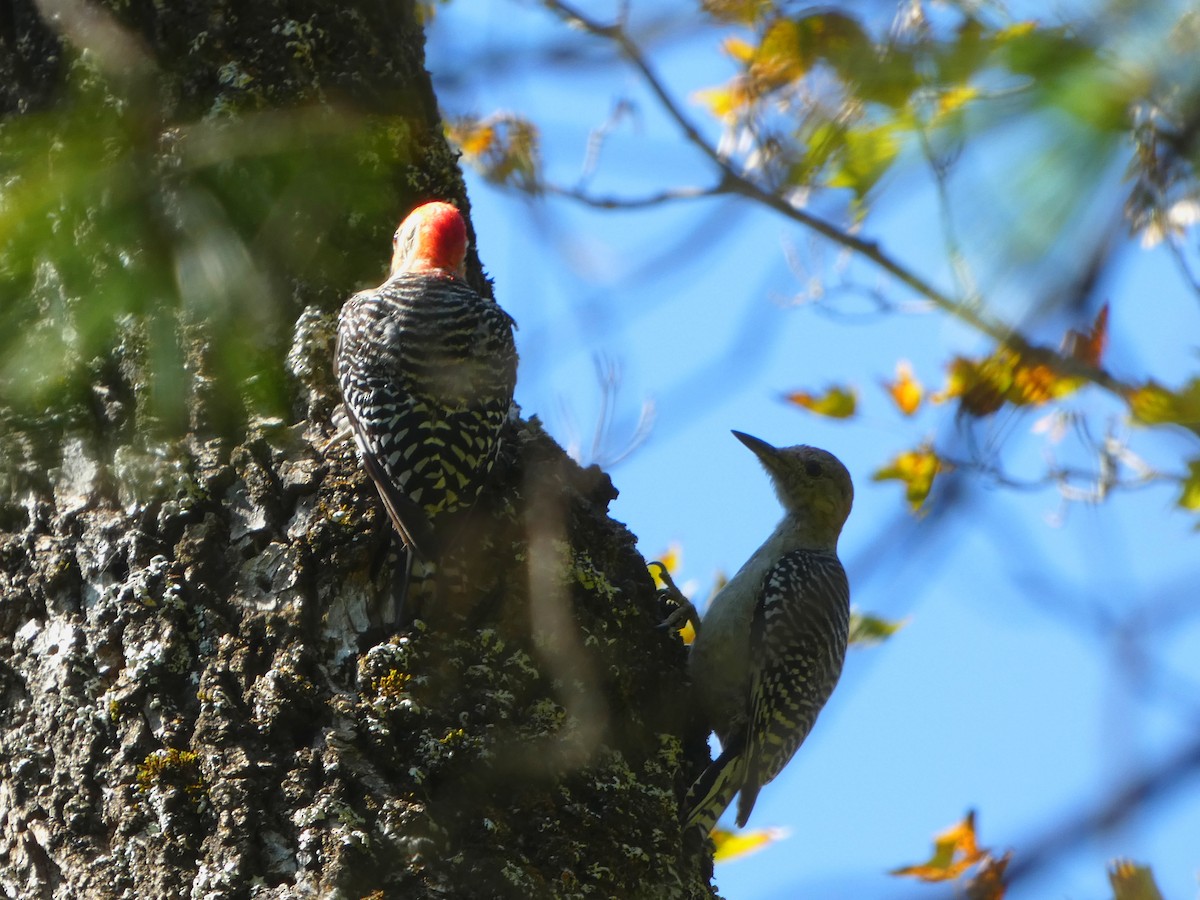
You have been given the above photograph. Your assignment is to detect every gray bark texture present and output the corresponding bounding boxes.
[0,1,717,896]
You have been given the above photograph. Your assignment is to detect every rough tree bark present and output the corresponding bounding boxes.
[0,2,715,896]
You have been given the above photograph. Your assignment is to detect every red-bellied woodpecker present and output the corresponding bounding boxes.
[681,431,852,835]
[335,201,517,596]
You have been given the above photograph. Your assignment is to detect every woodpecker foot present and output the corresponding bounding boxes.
[650,561,701,635]
[321,408,354,454]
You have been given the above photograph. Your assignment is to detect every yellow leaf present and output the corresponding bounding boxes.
[447,114,540,189]
[752,18,809,88]
[1108,859,1164,900]
[933,345,1082,417]
[722,36,756,64]
[1125,378,1200,427]
[883,360,923,416]
[677,619,697,646]
[693,83,747,120]
[827,122,900,198]
[1179,459,1200,512]
[650,545,681,584]
[996,21,1038,41]
[848,610,909,646]
[784,384,857,418]
[447,118,495,161]
[700,0,771,26]
[712,826,788,863]
[873,445,944,511]
[891,810,987,883]
[937,85,979,117]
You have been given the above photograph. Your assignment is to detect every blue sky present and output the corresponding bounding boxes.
[427,3,1200,897]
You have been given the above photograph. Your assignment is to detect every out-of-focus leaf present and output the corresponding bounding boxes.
[736,12,871,94]
[693,83,752,120]
[891,810,987,882]
[701,0,772,27]
[650,545,682,582]
[1124,378,1200,427]
[448,113,541,190]
[721,36,756,64]
[1178,459,1200,511]
[1063,303,1109,367]
[848,610,908,646]
[828,122,900,199]
[711,826,788,863]
[752,18,812,89]
[873,445,944,511]
[783,384,857,418]
[966,851,1011,900]
[1108,859,1164,900]
[0,68,400,438]
[883,360,923,416]
[934,85,979,120]
[997,25,1142,131]
[934,346,1084,417]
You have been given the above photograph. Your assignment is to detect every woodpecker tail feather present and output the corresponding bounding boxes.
[683,732,746,836]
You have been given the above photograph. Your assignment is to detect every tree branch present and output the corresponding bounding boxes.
[540,1,1200,442]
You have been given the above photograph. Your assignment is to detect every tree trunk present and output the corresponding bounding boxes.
[0,2,715,896]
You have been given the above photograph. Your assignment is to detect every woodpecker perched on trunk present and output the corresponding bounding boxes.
[335,201,517,600]
[680,431,852,836]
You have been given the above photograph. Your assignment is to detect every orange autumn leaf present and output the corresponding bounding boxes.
[872,445,944,510]
[448,114,541,188]
[891,810,987,882]
[448,118,496,159]
[935,346,1082,416]
[1063,303,1109,367]
[966,851,1011,900]
[1010,359,1060,405]
[784,384,858,418]
[883,360,923,416]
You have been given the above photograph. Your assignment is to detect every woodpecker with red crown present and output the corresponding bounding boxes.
[335,201,517,610]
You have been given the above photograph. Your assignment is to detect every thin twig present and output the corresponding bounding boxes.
[543,182,718,208]
[540,0,1200,439]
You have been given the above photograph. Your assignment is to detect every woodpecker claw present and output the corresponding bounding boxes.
[321,408,355,453]
[650,561,701,636]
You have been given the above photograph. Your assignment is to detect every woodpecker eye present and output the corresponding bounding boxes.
[805,461,823,477]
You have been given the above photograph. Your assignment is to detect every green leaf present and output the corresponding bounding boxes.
[849,610,909,646]
[828,122,901,199]
[1179,459,1200,512]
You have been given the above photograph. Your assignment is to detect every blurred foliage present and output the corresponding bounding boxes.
[452,0,1200,525]
[1108,859,1165,900]
[448,113,541,192]
[710,824,787,863]
[872,444,944,512]
[846,610,907,646]
[782,383,857,418]
[0,52,415,449]
[891,810,1010,898]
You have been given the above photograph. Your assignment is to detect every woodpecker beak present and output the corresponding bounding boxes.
[731,430,779,463]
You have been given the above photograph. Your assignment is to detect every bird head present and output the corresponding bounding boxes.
[390,201,468,278]
[732,431,853,539]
